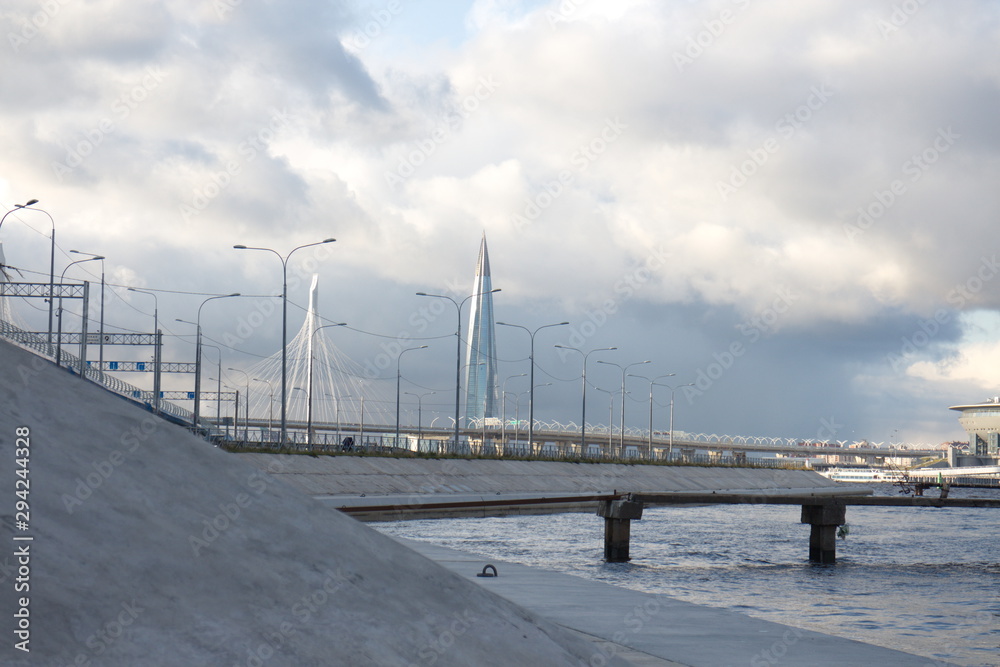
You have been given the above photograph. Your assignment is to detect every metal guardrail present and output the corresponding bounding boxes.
[0,318,194,424]
[218,430,803,469]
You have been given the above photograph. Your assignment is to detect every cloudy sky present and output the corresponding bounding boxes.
[2,0,999,445]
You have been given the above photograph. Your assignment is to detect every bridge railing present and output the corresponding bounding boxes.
[216,429,802,469]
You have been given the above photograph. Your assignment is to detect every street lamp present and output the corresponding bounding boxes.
[0,200,37,231]
[253,378,275,437]
[234,238,336,443]
[511,383,550,453]
[555,345,617,455]
[55,255,104,369]
[228,367,251,442]
[127,287,160,414]
[501,373,527,449]
[660,382,695,457]
[2,200,56,345]
[328,392,353,448]
[201,343,223,437]
[497,321,568,454]
[177,292,240,431]
[629,373,675,459]
[416,288,501,450]
[70,250,105,370]
[212,380,239,440]
[403,390,435,447]
[308,322,347,448]
[395,345,428,446]
[597,359,650,456]
[593,386,621,456]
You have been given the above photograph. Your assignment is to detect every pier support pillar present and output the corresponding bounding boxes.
[801,503,846,564]
[598,499,643,562]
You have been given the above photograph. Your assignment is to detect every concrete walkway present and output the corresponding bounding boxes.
[396,538,952,667]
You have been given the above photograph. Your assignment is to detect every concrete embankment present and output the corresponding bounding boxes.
[0,338,625,666]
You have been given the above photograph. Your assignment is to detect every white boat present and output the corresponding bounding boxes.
[817,468,908,483]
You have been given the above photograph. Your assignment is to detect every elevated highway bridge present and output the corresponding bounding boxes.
[216,417,944,461]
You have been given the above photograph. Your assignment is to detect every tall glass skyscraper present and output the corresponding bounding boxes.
[464,233,498,423]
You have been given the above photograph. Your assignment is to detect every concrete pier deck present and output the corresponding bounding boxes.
[395,537,953,667]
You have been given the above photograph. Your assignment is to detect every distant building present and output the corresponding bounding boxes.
[464,234,498,423]
[948,399,1000,463]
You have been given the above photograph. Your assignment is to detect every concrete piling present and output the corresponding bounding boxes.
[801,503,847,564]
[597,499,644,562]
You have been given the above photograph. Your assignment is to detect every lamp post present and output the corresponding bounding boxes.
[308,322,347,448]
[395,345,428,446]
[629,373,675,459]
[234,238,336,443]
[327,392,351,448]
[127,287,160,414]
[404,391,435,448]
[56,255,104,368]
[253,378,275,439]
[70,250,104,370]
[178,292,240,431]
[416,288,501,450]
[497,321,568,454]
[2,200,56,345]
[593,386,620,456]
[214,381,239,440]
[228,368,251,442]
[661,382,695,457]
[501,373,526,450]
[202,343,222,437]
[597,359,650,456]
[555,345,617,455]
[290,387,309,445]
[511,383,550,454]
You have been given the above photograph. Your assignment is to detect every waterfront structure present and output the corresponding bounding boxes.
[464,234,498,423]
[949,398,1000,461]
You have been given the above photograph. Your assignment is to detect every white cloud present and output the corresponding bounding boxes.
[2,0,998,442]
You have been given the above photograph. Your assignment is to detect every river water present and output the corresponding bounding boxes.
[374,484,999,666]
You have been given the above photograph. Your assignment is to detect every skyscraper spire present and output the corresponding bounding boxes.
[464,233,498,423]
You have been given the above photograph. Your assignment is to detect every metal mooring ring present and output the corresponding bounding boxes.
[476,564,498,578]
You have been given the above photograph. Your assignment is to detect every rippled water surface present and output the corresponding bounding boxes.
[375,485,1000,666]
